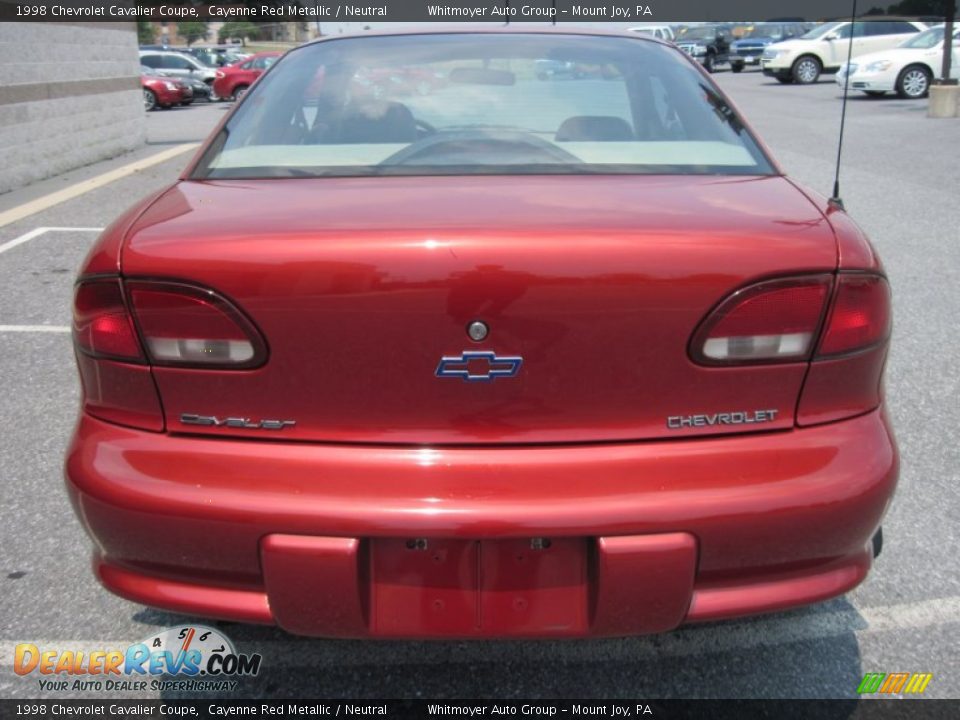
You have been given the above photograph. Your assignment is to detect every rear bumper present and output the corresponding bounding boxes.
[66,409,897,638]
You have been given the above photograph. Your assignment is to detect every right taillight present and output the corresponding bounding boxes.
[690,275,833,366]
[815,274,891,357]
[691,272,892,427]
[799,273,891,427]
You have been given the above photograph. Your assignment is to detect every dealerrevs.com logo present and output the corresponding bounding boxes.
[14,625,262,693]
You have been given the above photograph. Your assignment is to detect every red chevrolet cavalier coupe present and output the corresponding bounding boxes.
[66,29,896,638]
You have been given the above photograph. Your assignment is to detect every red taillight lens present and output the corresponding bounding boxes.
[817,275,891,357]
[691,275,832,365]
[127,281,267,368]
[799,273,892,426]
[73,280,144,361]
[72,279,161,431]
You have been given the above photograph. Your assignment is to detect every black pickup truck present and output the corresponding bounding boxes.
[674,24,735,73]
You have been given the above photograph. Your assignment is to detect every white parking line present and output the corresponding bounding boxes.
[0,143,198,230]
[0,325,70,333]
[1,596,957,665]
[0,226,104,256]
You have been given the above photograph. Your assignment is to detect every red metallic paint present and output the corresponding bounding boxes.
[65,28,898,637]
[67,406,895,637]
[212,52,280,100]
[118,174,839,445]
[141,76,185,109]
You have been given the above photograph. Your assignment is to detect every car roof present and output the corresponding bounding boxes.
[298,24,670,49]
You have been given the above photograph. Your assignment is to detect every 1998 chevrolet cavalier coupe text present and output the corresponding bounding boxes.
[66,28,896,638]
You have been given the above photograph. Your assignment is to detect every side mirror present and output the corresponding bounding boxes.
[824,33,838,42]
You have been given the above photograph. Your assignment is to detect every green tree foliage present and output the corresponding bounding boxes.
[176,21,209,46]
[219,21,259,46]
[137,20,155,44]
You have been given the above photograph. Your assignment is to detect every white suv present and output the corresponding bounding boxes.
[761,20,926,84]
[628,25,676,42]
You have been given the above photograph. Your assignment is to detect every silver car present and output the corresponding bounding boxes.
[139,50,218,98]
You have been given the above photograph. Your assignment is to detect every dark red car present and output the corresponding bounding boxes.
[67,29,896,639]
[212,51,281,101]
[140,71,186,111]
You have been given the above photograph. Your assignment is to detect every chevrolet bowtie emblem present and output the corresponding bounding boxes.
[435,351,523,383]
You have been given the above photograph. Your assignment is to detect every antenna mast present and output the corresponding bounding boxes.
[831,0,858,209]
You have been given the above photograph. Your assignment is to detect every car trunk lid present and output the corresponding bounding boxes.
[122,174,836,444]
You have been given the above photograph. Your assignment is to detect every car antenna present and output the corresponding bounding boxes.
[830,0,859,210]
[504,1,510,26]
[552,0,557,25]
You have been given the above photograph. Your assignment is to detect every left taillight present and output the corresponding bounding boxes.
[73,279,144,362]
[72,278,159,431]
[71,278,267,432]
[126,281,267,368]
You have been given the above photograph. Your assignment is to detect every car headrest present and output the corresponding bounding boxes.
[555,116,634,142]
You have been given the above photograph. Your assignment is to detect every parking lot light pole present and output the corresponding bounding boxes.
[929,0,958,117]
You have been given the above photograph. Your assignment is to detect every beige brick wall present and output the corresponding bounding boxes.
[0,22,146,194]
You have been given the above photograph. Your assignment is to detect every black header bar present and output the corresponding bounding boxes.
[0,0,928,24]
[0,700,957,719]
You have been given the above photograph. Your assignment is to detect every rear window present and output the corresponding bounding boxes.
[194,33,775,179]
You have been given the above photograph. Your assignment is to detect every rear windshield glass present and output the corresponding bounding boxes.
[194,33,775,179]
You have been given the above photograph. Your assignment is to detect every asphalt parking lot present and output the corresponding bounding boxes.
[1,70,958,700]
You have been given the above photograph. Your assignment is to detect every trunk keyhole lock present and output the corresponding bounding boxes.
[467,321,489,342]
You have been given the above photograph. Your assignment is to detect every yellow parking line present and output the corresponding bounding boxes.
[0,143,199,230]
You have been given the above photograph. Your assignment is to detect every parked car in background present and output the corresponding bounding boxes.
[139,69,186,111]
[730,22,811,72]
[213,52,282,101]
[68,28,896,640]
[142,64,212,103]
[189,45,251,68]
[675,24,735,72]
[179,73,213,102]
[139,50,219,99]
[140,44,250,67]
[836,24,960,98]
[627,25,676,42]
[761,19,926,84]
